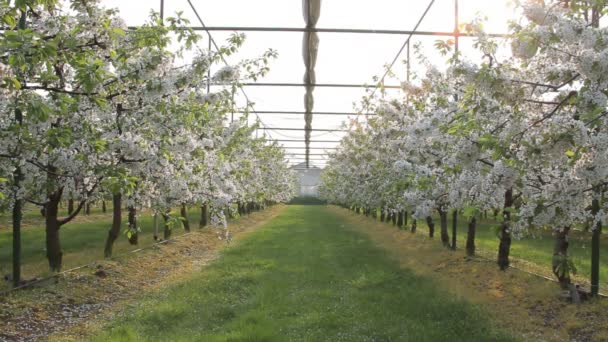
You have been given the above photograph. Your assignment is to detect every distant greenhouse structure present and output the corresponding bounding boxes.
[291,163,322,196]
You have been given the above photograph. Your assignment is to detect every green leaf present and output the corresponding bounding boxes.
[463,206,479,218]
[2,14,16,28]
[112,27,126,36]
[565,150,575,158]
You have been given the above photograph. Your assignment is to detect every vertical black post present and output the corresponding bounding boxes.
[590,6,600,298]
[12,158,23,288]
[451,210,457,250]
[591,196,601,297]
[12,11,27,288]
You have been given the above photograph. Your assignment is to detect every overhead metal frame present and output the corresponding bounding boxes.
[149,0,500,168]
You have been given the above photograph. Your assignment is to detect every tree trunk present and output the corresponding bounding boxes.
[591,196,602,297]
[451,210,457,250]
[200,204,208,228]
[466,216,476,257]
[426,216,435,238]
[85,202,91,215]
[397,211,404,228]
[439,209,450,247]
[12,166,23,287]
[181,204,190,232]
[380,210,385,222]
[411,218,417,233]
[153,212,159,241]
[391,211,397,225]
[67,199,74,215]
[103,193,122,258]
[163,212,171,240]
[11,10,26,287]
[128,206,138,245]
[404,210,408,226]
[498,188,513,270]
[552,226,571,288]
[102,200,107,213]
[45,191,63,272]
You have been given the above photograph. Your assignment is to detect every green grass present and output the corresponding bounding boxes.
[373,211,608,288]
[93,205,512,341]
[0,205,204,286]
[288,196,327,205]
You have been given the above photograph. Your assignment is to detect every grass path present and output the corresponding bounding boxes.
[93,205,512,341]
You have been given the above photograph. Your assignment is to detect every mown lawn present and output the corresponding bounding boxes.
[92,205,512,341]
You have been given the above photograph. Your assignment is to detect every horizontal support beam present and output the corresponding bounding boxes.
[287,158,327,163]
[150,26,507,38]
[239,110,375,116]
[263,127,349,132]
[238,82,401,89]
[282,147,337,149]
[266,139,341,143]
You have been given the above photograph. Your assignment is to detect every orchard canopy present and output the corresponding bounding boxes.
[1,0,608,300]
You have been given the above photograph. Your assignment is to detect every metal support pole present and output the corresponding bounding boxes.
[454,0,459,59]
[406,41,410,82]
[160,0,164,22]
[206,35,211,94]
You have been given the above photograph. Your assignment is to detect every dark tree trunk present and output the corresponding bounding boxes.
[67,199,74,215]
[11,11,26,287]
[498,188,513,270]
[45,191,63,272]
[591,197,601,297]
[127,206,138,245]
[104,193,122,258]
[451,210,457,250]
[12,166,23,287]
[102,200,107,213]
[200,204,208,228]
[85,202,91,215]
[466,216,477,257]
[411,218,417,233]
[181,204,190,232]
[163,212,171,240]
[380,210,385,222]
[372,208,377,219]
[426,216,435,238]
[153,212,159,241]
[439,209,450,247]
[391,212,397,225]
[404,210,408,226]
[552,226,571,288]
[397,211,404,228]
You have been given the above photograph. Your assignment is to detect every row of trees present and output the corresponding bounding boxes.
[320,0,608,296]
[0,0,296,287]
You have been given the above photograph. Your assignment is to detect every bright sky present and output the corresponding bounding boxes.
[98,0,518,168]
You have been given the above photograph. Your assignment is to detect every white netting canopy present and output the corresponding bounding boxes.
[98,0,518,168]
